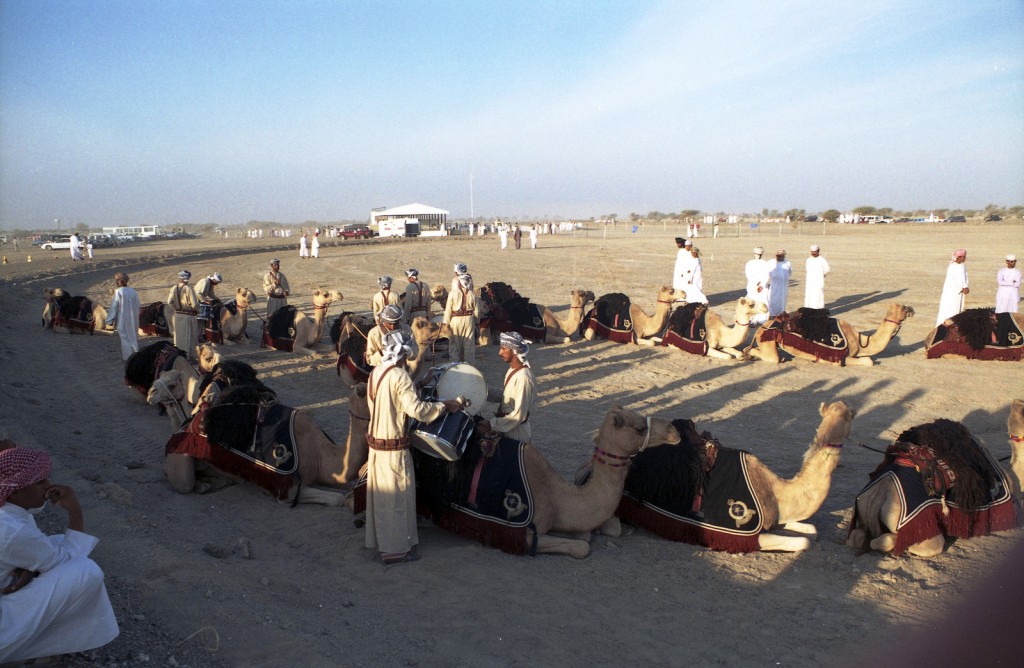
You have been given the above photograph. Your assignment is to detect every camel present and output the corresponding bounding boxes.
[216,287,258,344]
[747,303,915,366]
[583,286,680,343]
[334,314,449,387]
[536,289,596,344]
[42,287,113,333]
[161,380,370,505]
[127,340,221,409]
[611,401,856,552]
[923,309,1024,361]
[348,386,682,557]
[847,401,1024,557]
[663,298,768,359]
[262,289,343,355]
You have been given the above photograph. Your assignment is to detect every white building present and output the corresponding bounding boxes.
[370,203,449,237]
[102,225,161,237]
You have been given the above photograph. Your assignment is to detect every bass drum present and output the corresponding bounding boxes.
[421,362,486,416]
[410,410,475,461]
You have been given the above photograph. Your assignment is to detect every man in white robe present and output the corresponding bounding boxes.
[105,272,141,360]
[804,245,830,309]
[995,254,1020,314]
[936,249,969,325]
[299,233,308,259]
[767,249,792,317]
[310,231,320,259]
[672,239,699,294]
[444,273,480,364]
[486,332,537,443]
[69,233,83,261]
[167,270,199,359]
[744,247,771,324]
[450,262,470,295]
[365,332,461,564]
[0,447,119,663]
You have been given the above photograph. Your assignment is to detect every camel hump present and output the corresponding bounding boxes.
[267,305,298,335]
[667,303,707,333]
[483,281,520,305]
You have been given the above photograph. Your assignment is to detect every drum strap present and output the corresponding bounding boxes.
[504,366,526,388]
[367,365,399,448]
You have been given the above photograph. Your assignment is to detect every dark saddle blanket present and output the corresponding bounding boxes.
[926,309,1024,361]
[331,313,374,381]
[662,303,709,355]
[763,308,848,362]
[480,283,546,340]
[262,306,298,350]
[138,302,170,336]
[54,295,97,332]
[582,293,635,344]
[124,340,185,393]
[165,402,300,500]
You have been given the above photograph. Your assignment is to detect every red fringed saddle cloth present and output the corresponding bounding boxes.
[851,443,1019,557]
[165,403,299,500]
[261,306,297,352]
[582,293,636,344]
[53,296,97,334]
[762,309,848,363]
[926,310,1024,361]
[662,303,710,356]
[617,447,765,553]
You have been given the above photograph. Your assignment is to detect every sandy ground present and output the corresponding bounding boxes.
[1,222,1022,667]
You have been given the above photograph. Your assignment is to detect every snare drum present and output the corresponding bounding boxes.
[410,410,475,461]
[197,303,215,321]
[421,363,487,416]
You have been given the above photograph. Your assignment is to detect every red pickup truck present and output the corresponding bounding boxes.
[339,225,374,239]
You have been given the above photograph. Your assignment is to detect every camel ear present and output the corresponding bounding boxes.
[819,401,827,416]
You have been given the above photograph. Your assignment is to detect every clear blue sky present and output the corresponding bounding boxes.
[1,0,1022,228]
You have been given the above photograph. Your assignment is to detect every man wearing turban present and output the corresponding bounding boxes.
[443,273,480,364]
[364,304,419,368]
[263,259,290,319]
[936,249,969,325]
[485,332,537,442]
[167,269,199,359]
[371,275,400,325]
[402,269,432,324]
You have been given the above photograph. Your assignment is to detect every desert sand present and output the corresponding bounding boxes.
[1,221,1022,667]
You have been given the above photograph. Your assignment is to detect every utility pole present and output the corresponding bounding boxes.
[469,173,474,219]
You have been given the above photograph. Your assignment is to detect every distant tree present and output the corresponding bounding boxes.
[680,209,701,218]
[821,209,841,223]
[647,211,664,220]
[629,213,640,222]
[1007,205,1023,217]
[784,208,803,219]
[878,207,893,216]
[852,206,877,215]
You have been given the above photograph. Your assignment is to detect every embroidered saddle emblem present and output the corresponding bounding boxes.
[727,499,756,527]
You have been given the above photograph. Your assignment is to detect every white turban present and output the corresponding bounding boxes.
[499,331,530,365]
[381,330,414,363]
[405,268,419,278]
[378,275,393,288]
[210,272,223,283]
[454,263,468,275]
[458,273,473,289]
[178,270,192,281]
[380,304,403,323]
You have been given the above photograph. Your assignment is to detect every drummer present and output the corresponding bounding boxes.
[194,271,223,335]
[364,304,418,368]
[365,330,462,565]
[371,275,400,325]
[485,331,536,442]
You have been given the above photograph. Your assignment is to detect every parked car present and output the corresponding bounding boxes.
[803,215,819,222]
[947,215,967,223]
[984,214,1002,222]
[339,224,374,239]
[36,235,74,251]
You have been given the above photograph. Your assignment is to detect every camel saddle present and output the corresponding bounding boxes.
[53,295,97,334]
[479,282,546,341]
[352,433,536,555]
[262,305,297,351]
[581,293,636,344]
[201,299,234,344]
[615,418,764,553]
[138,301,171,337]
[331,312,373,381]
[762,308,848,363]
[662,303,710,355]
[926,309,1024,361]
[124,340,185,394]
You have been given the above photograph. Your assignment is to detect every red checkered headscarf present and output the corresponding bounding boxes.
[0,448,51,505]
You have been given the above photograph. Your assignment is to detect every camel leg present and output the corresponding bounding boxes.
[757,532,812,552]
[869,533,897,553]
[846,528,869,550]
[778,521,818,539]
[636,337,657,347]
[905,535,946,558]
[706,347,739,359]
[165,454,196,494]
[597,517,622,537]
[534,533,592,559]
[845,356,874,367]
[291,344,317,356]
[583,328,596,341]
[293,485,347,506]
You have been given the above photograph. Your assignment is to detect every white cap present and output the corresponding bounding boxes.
[753,246,764,256]
[1008,254,1018,262]
[810,244,820,252]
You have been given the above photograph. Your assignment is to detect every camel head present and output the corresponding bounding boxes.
[809,401,856,453]
[147,369,187,406]
[572,289,596,307]
[656,285,679,302]
[235,287,257,307]
[197,344,222,373]
[44,287,66,300]
[1009,399,1024,440]
[737,297,768,319]
[349,382,368,419]
[312,289,344,307]
[595,405,681,457]
[885,303,915,323]
[410,316,451,346]
[430,284,448,306]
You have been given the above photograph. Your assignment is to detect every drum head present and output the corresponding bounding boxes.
[433,363,487,416]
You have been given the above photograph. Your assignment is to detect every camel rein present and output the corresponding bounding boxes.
[856,440,1015,463]
[151,376,189,426]
[592,417,652,468]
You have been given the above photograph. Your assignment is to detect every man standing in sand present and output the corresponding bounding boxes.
[486,332,536,443]
[936,249,969,325]
[498,223,508,250]
[299,232,308,259]
[371,276,400,325]
[311,231,320,259]
[402,269,431,324]
[745,247,771,324]
[995,254,1019,314]
[167,270,199,357]
[263,259,290,319]
[450,262,470,294]
[513,224,522,250]
[804,245,830,309]
[444,273,480,364]
[767,249,792,317]
[69,233,83,261]
[529,224,538,250]
[364,330,461,565]
[673,238,699,295]
[105,272,141,360]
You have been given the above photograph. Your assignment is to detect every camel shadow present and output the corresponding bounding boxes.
[828,289,908,315]
[707,288,747,304]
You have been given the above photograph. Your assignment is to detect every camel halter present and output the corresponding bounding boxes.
[591,417,652,467]
[151,375,189,426]
[735,320,750,327]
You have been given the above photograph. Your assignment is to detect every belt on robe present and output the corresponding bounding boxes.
[367,434,410,451]
[451,309,475,317]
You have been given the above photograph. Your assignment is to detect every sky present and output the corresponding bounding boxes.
[1,0,1022,229]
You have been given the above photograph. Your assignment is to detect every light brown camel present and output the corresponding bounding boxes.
[263,289,343,355]
[217,287,258,344]
[584,286,680,342]
[747,303,915,366]
[922,311,1024,360]
[42,287,113,333]
[162,384,369,505]
[335,314,449,387]
[347,387,682,557]
[847,401,1024,557]
[143,344,223,419]
[537,289,596,344]
[666,298,768,359]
